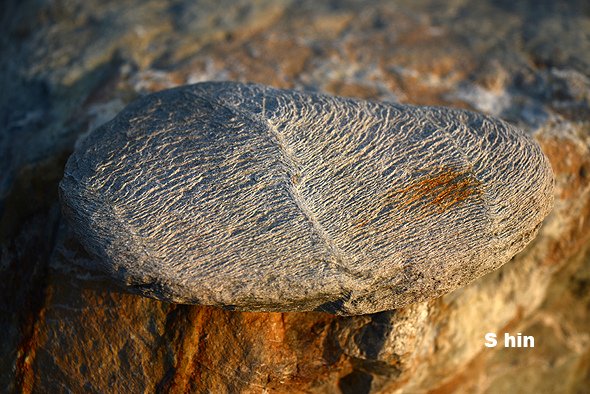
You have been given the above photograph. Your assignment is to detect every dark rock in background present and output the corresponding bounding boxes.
[1,0,589,392]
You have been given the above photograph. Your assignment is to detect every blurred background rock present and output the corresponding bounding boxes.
[1,0,589,392]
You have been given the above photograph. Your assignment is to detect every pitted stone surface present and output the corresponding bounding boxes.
[59,82,554,315]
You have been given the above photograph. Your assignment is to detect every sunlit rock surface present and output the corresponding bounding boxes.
[1,0,589,392]
[60,82,553,315]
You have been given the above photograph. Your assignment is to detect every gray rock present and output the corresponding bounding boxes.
[59,82,554,315]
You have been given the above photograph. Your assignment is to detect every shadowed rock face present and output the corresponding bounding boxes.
[59,82,554,315]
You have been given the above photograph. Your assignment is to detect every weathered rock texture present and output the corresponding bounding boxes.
[60,82,554,315]
[1,0,589,393]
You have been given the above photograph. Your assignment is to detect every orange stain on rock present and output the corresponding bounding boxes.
[394,167,482,214]
[356,167,481,228]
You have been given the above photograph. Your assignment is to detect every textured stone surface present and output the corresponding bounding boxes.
[1,0,589,392]
[59,82,553,314]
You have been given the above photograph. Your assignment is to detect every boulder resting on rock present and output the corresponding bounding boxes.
[59,82,554,315]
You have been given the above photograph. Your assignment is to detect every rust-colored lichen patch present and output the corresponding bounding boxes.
[393,167,482,214]
[355,167,482,228]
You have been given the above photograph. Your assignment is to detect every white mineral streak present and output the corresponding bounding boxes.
[59,82,554,315]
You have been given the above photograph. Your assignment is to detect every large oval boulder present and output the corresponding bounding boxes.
[59,82,554,315]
